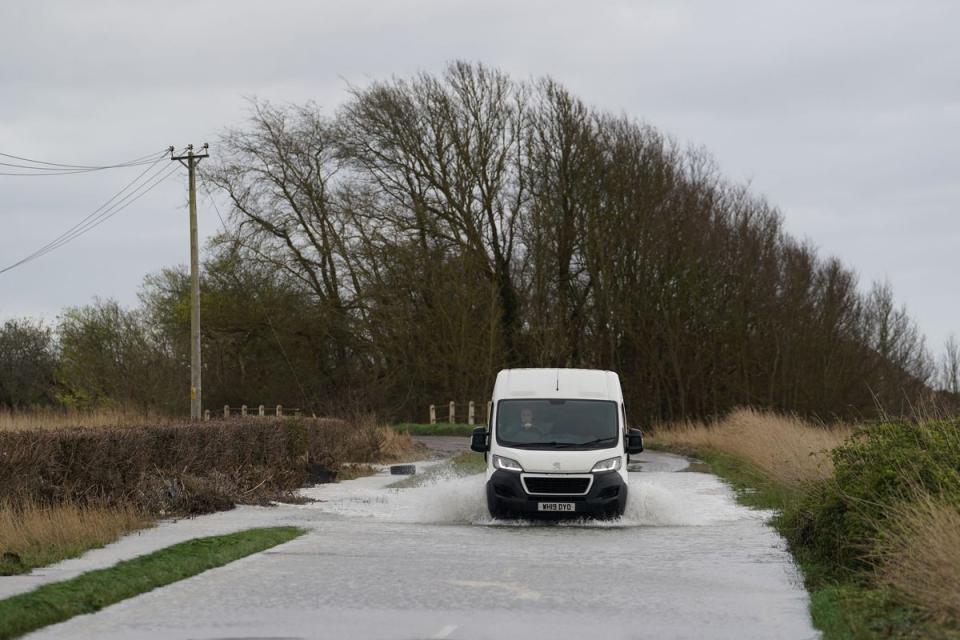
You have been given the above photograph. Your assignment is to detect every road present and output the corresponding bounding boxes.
[28,449,817,640]
[411,434,473,452]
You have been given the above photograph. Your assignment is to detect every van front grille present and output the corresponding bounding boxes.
[523,476,590,495]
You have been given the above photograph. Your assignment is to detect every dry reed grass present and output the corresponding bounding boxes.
[312,415,416,465]
[0,407,170,431]
[652,407,853,490]
[374,426,414,460]
[873,490,960,624]
[0,501,150,574]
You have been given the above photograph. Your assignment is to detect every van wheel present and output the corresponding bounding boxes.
[487,496,509,520]
[615,489,628,518]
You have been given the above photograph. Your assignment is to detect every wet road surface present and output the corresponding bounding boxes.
[411,435,472,453]
[28,451,817,640]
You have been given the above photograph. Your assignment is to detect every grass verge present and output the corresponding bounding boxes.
[0,526,305,639]
[392,423,477,437]
[0,502,151,576]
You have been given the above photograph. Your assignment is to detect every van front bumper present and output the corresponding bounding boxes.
[486,470,627,518]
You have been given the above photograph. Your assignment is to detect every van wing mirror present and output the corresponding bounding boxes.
[470,427,490,453]
[626,428,644,454]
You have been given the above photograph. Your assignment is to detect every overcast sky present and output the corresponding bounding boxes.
[1,0,957,357]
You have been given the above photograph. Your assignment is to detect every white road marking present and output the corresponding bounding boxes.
[431,623,458,639]
[448,579,542,601]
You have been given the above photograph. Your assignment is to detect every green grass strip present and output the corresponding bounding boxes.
[0,526,305,640]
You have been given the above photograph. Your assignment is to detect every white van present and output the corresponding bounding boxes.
[471,368,644,518]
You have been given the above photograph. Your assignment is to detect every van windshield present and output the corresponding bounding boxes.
[495,399,619,450]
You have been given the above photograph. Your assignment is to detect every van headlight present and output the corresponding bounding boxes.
[591,457,621,473]
[493,455,523,472]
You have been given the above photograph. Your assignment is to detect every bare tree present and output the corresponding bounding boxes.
[205,100,365,391]
[522,78,599,366]
[181,64,940,423]
[338,61,528,363]
[941,334,960,394]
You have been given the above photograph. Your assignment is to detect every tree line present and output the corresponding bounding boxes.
[2,62,957,423]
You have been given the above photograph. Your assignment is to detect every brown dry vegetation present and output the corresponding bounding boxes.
[0,416,414,513]
[0,502,149,574]
[652,407,852,490]
[873,490,960,625]
[372,425,416,460]
[0,414,414,573]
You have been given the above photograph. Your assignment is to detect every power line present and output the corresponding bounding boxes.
[0,148,165,167]
[0,161,162,176]
[3,164,180,273]
[197,169,231,230]
[0,154,181,275]
[1,155,169,270]
[0,148,168,175]
[23,164,180,265]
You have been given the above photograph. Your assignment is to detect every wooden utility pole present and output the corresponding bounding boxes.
[171,143,209,421]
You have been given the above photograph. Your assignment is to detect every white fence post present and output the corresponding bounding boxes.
[429,405,436,424]
[241,404,247,417]
[468,401,475,426]
[258,404,265,417]
[203,409,210,421]
[223,405,230,418]
[449,401,456,424]
[276,404,283,417]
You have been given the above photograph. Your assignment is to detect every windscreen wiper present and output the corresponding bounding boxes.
[572,437,618,448]
[509,437,617,449]
[509,441,562,448]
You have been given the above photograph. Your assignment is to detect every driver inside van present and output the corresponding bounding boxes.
[502,406,551,440]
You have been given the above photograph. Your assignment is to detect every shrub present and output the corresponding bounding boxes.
[783,419,960,572]
[0,416,409,516]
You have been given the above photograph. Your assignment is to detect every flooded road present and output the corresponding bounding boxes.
[29,451,817,640]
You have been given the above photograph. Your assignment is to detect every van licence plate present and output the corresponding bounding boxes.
[538,502,575,512]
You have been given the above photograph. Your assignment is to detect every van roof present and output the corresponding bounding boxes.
[493,368,623,402]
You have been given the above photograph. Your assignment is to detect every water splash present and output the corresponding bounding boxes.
[622,472,768,526]
[299,467,768,528]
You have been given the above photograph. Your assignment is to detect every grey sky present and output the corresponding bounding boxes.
[1,0,957,357]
